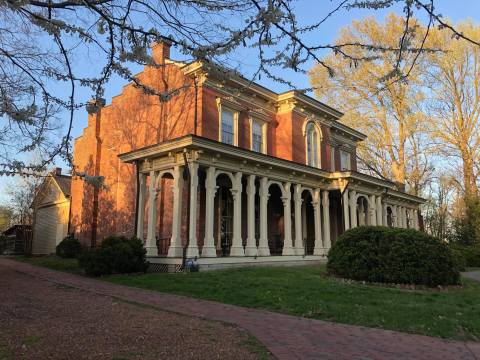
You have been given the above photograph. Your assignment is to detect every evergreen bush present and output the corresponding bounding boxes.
[78,235,148,276]
[56,236,82,258]
[327,226,460,286]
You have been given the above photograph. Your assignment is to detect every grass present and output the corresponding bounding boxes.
[14,255,83,274]
[14,256,480,341]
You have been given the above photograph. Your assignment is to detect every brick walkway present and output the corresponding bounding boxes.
[2,258,479,360]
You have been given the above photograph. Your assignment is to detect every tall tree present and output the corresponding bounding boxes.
[425,23,480,197]
[309,14,433,195]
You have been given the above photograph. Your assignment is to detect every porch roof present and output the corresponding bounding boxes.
[119,135,425,204]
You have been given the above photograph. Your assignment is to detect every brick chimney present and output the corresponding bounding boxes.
[151,39,172,64]
[54,167,62,176]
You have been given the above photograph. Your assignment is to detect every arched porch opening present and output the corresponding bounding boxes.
[155,171,175,256]
[357,196,370,226]
[268,183,284,255]
[214,173,234,256]
[301,190,315,255]
[386,206,393,227]
[328,190,343,244]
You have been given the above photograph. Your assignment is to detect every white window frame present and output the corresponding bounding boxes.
[303,121,322,169]
[249,117,267,154]
[217,98,240,146]
[340,149,351,171]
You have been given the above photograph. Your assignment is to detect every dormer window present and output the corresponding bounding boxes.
[340,150,351,171]
[305,122,321,168]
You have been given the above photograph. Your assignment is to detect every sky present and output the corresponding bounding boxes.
[1,0,480,202]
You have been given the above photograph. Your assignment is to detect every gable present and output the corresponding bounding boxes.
[35,177,68,207]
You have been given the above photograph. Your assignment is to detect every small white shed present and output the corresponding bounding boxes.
[32,169,71,255]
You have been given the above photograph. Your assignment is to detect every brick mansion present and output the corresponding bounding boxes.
[70,41,424,269]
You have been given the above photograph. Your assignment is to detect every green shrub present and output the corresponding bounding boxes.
[327,226,460,286]
[449,243,480,269]
[56,236,82,258]
[78,235,148,276]
[78,248,110,276]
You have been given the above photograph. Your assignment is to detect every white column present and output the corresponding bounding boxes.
[382,203,388,227]
[258,176,270,256]
[392,205,398,227]
[245,174,257,256]
[167,166,185,257]
[313,189,324,255]
[358,200,365,226]
[349,190,357,228]
[282,182,295,255]
[136,172,147,240]
[294,184,304,255]
[342,189,350,231]
[322,190,331,250]
[301,198,307,249]
[230,172,244,256]
[413,209,419,230]
[186,162,199,258]
[146,170,158,256]
[401,207,406,228]
[369,194,377,226]
[202,166,217,257]
[376,196,383,226]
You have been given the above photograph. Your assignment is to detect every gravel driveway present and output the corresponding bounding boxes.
[0,265,266,360]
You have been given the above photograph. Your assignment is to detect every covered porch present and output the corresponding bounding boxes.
[119,135,424,271]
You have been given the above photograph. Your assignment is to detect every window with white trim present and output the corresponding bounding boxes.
[305,122,321,168]
[340,150,351,171]
[220,108,236,145]
[251,119,266,153]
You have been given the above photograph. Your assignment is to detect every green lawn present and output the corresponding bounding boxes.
[14,255,83,274]
[14,256,480,341]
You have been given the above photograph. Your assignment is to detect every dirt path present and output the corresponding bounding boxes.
[0,264,267,359]
[2,258,480,360]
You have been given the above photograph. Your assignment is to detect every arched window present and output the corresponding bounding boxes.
[305,122,321,168]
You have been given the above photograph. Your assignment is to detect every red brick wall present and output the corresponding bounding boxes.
[71,52,197,245]
[71,49,357,245]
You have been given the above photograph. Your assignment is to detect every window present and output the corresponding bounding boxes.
[221,108,236,145]
[305,122,321,168]
[330,146,335,171]
[251,119,266,153]
[340,150,351,171]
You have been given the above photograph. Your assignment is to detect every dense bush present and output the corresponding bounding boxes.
[56,236,82,258]
[449,243,480,269]
[78,236,148,276]
[327,226,460,286]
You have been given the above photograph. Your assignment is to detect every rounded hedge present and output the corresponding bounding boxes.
[78,235,148,276]
[327,226,460,286]
[56,236,82,258]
